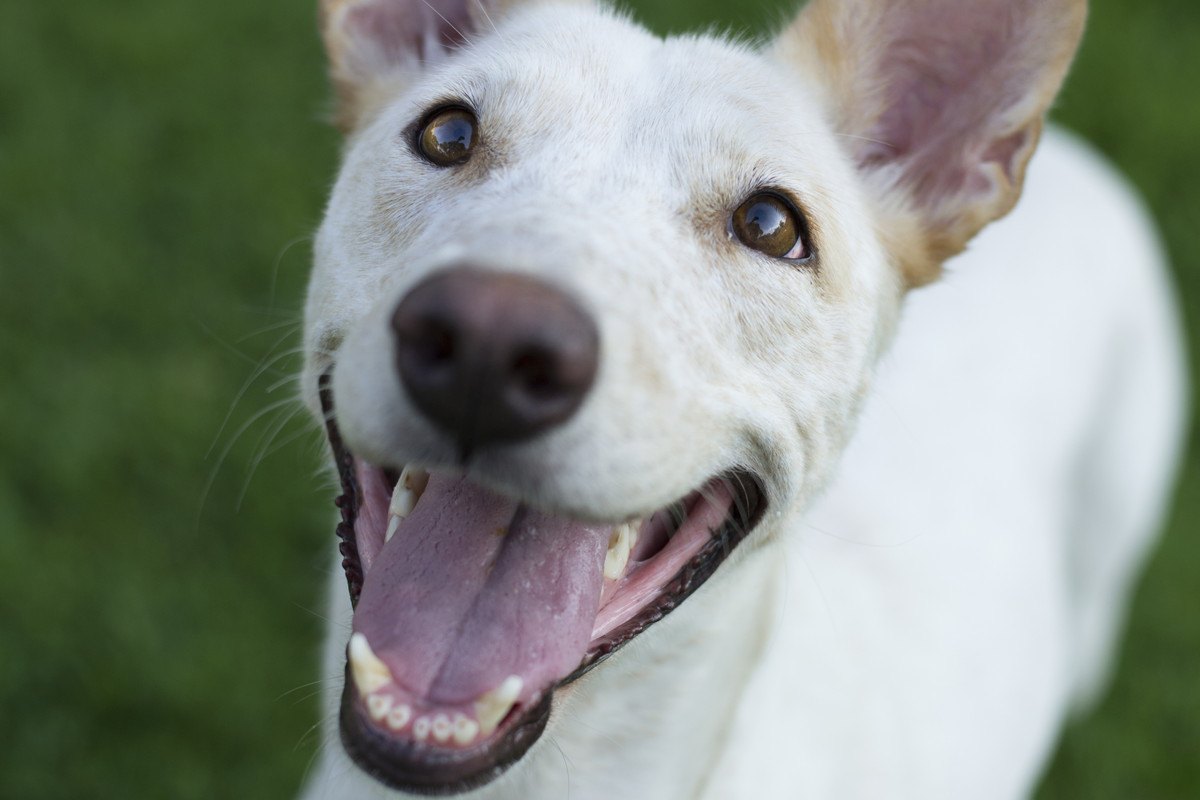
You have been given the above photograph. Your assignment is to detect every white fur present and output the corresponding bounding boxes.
[298,4,1186,798]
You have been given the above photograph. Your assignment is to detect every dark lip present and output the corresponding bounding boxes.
[319,371,767,794]
[339,669,553,796]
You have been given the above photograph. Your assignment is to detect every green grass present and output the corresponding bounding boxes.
[0,0,1195,796]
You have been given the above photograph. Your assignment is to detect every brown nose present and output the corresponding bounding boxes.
[391,268,600,452]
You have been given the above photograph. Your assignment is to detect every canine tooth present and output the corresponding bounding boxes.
[413,716,431,742]
[348,633,393,696]
[402,466,429,493]
[388,484,417,522]
[367,693,393,721]
[474,675,523,736]
[604,521,639,580]
[453,714,479,745]
[431,713,453,743]
[388,487,415,520]
[389,466,429,518]
[387,704,412,731]
[385,467,430,542]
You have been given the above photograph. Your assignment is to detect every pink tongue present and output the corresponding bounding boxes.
[353,475,611,705]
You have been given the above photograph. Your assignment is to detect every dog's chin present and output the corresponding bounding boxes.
[319,374,766,795]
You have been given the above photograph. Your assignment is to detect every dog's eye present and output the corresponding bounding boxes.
[417,107,478,166]
[731,193,809,261]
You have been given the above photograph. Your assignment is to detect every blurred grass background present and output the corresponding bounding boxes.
[0,0,1194,796]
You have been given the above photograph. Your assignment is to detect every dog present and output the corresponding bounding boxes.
[296,0,1187,797]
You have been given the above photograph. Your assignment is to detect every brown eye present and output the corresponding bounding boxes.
[418,107,478,166]
[731,193,809,260]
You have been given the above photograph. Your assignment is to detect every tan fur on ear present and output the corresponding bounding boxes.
[319,0,388,133]
[773,0,1086,288]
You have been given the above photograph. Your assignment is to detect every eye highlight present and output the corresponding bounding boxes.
[731,193,810,261]
[417,106,478,166]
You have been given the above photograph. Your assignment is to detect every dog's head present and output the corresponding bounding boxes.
[302,0,1085,792]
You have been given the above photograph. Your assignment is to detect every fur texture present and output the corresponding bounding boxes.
[297,1,1186,797]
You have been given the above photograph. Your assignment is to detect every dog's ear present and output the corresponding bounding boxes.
[320,0,579,132]
[772,0,1086,286]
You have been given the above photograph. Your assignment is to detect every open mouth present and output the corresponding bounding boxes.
[320,373,765,795]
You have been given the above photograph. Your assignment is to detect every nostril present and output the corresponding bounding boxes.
[394,301,460,381]
[510,347,562,401]
[409,317,457,369]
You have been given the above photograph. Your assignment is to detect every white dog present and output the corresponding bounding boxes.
[297,0,1187,797]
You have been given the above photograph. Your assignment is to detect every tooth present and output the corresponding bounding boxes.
[403,466,429,493]
[386,467,429,542]
[413,716,431,742]
[349,633,393,696]
[431,713,452,743]
[389,466,428,518]
[367,693,393,721]
[474,675,523,736]
[453,714,479,745]
[388,485,415,520]
[604,521,639,580]
[387,704,412,731]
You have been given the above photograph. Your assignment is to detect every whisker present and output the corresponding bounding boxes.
[194,396,301,527]
[235,316,303,345]
[421,0,471,45]
[548,735,573,800]
[472,0,499,35]
[236,402,307,509]
[294,707,339,754]
[275,675,342,703]
[805,522,926,549]
[796,547,837,627]
[205,340,306,460]
[831,132,895,149]
[265,371,303,396]
[268,235,313,311]
[294,601,350,630]
[196,319,301,374]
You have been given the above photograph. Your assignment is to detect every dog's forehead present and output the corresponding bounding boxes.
[418,13,830,186]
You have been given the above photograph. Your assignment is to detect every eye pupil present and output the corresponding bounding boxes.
[732,193,808,261]
[744,201,788,240]
[418,107,478,166]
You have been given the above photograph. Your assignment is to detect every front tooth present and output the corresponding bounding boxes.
[349,633,393,696]
[604,521,639,580]
[431,713,453,743]
[453,714,479,745]
[387,704,412,731]
[413,716,431,742]
[385,515,401,543]
[474,675,523,736]
[367,693,393,721]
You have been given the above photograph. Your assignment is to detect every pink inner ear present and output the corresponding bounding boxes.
[347,0,474,65]
[862,0,1042,206]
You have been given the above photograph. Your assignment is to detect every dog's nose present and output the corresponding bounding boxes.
[391,267,600,452]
